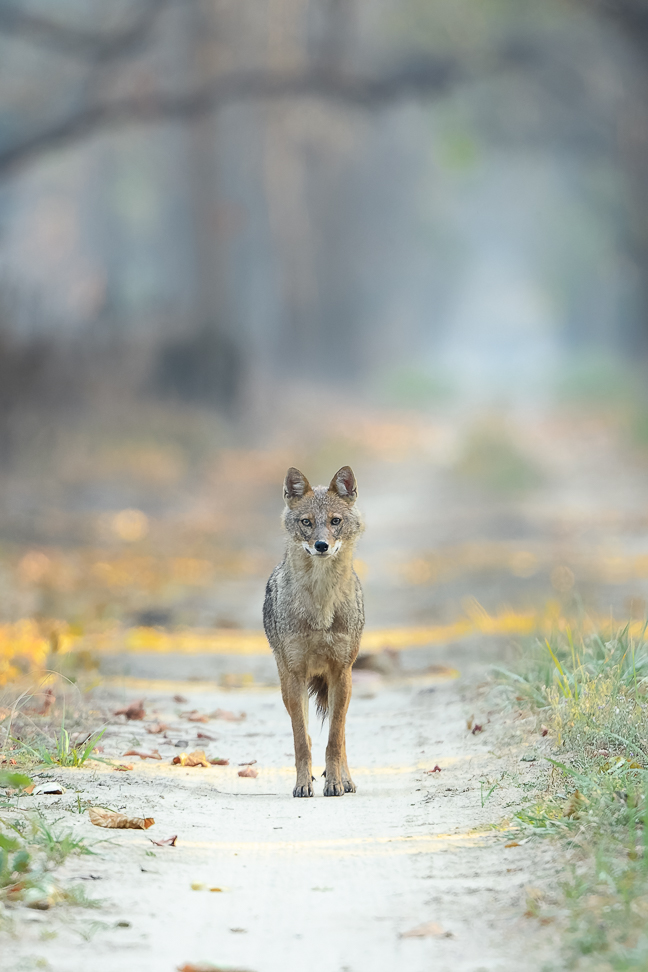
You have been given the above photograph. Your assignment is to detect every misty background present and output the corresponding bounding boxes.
[2,0,648,651]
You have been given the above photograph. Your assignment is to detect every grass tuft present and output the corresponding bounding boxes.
[500,622,648,968]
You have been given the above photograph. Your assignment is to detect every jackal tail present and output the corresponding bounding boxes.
[308,674,329,719]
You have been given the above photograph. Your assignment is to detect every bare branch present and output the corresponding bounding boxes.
[0,0,173,61]
[0,58,465,177]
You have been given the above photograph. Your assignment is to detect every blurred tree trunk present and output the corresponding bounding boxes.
[263,0,320,370]
[156,1,242,410]
[575,1,648,353]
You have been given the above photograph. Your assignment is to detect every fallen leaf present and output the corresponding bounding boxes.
[190,883,205,891]
[114,700,145,720]
[32,782,64,795]
[209,758,229,766]
[238,766,258,778]
[89,808,154,830]
[400,921,453,939]
[149,835,177,847]
[122,749,162,760]
[180,710,210,724]
[197,732,216,740]
[425,765,442,774]
[113,764,134,772]
[466,715,474,731]
[211,709,246,722]
[178,964,254,972]
[471,724,483,735]
[209,887,224,893]
[35,688,56,717]
[238,760,257,766]
[173,694,188,704]
[23,784,35,794]
[563,790,584,818]
[172,750,210,768]
[504,841,520,848]
[541,725,548,737]
[146,723,168,735]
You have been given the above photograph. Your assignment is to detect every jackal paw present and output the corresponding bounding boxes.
[293,782,313,798]
[323,779,345,797]
[343,778,356,793]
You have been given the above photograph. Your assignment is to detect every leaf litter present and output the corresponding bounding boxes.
[122,749,162,760]
[172,750,210,767]
[89,808,154,830]
[238,766,258,778]
[114,700,145,720]
[400,920,453,939]
[178,964,255,972]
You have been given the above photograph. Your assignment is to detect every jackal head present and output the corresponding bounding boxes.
[282,466,362,559]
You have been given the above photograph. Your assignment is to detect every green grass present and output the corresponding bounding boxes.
[0,789,96,911]
[12,725,106,769]
[499,624,648,968]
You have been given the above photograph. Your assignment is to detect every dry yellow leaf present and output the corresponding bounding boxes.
[88,808,154,830]
[172,750,210,768]
[400,921,452,938]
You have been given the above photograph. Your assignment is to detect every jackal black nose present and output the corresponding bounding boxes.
[314,540,329,553]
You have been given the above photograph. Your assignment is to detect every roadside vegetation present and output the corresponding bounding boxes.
[1,769,97,916]
[500,623,648,969]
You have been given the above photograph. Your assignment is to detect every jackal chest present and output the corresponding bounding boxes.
[283,625,356,673]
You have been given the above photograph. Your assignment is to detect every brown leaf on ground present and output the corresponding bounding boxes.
[178,964,255,972]
[209,757,229,765]
[197,732,216,740]
[89,808,154,830]
[238,760,257,766]
[180,710,210,723]
[113,764,134,772]
[172,750,210,768]
[400,921,453,939]
[471,723,483,735]
[35,688,56,716]
[466,715,474,731]
[425,765,442,774]
[23,783,35,794]
[114,700,145,720]
[146,723,168,734]
[149,835,177,847]
[122,749,162,760]
[238,766,258,778]
[173,694,188,704]
[504,841,520,848]
[211,709,246,722]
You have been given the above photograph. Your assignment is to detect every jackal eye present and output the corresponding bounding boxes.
[330,517,341,526]
[300,518,312,527]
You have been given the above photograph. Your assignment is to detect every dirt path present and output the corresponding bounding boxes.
[7,661,559,972]
[9,410,641,970]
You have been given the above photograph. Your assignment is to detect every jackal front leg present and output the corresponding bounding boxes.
[281,673,313,798]
[324,667,355,797]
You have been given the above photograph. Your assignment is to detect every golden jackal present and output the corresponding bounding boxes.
[263,466,364,797]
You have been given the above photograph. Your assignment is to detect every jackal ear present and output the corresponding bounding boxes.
[328,466,357,504]
[283,467,312,507]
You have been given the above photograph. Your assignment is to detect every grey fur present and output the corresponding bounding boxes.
[263,465,365,797]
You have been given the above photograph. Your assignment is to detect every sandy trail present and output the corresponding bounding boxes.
[7,660,558,972]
